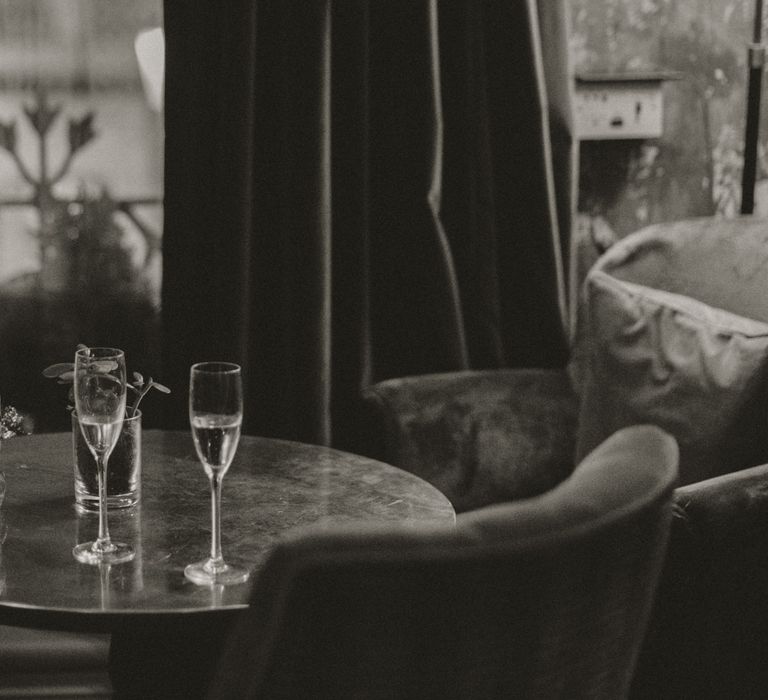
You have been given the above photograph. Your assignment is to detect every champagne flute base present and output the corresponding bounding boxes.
[73,541,135,565]
[184,559,249,586]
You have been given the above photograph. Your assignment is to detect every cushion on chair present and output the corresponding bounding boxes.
[576,218,768,485]
[363,369,578,512]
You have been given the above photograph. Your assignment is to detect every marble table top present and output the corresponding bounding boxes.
[0,430,454,632]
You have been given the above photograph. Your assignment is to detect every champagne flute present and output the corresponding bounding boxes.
[72,347,134,565]
[185,362,248,585]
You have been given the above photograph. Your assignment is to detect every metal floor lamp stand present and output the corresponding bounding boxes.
[741,0,765,215]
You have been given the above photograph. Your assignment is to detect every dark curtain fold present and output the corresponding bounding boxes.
[537,0,578,321]
[161,0,574,448]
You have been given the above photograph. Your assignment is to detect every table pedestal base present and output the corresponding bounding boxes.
[109,616,234,699]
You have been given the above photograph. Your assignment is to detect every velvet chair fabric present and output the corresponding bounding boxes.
[631,462,768,699]
[363,217,768,512]
[160,0,574,448]
[361,216,768,696]
[363,368,578,512]
[207,425,678,700]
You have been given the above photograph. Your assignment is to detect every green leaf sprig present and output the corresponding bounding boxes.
[43,344,170,415]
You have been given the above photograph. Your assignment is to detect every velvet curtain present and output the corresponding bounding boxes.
[161,0,575,449]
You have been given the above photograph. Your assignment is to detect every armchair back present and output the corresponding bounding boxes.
[209,426,678,700]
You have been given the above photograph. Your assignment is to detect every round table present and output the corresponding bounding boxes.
[0,430,455,697]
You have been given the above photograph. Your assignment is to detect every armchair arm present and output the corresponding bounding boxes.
[672,462,768,545]
[362,369,578,512]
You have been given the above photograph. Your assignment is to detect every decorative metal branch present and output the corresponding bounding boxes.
[116,202,162,267]
[0,120,36,186]
[0,90,96,196]
[0,89,161,274]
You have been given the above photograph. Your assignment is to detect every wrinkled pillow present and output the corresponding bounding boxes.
[576,269,768,485]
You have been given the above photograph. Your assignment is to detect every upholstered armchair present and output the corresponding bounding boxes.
[363,368,578,513]
[208,426,678,700]
[364,216,768,513]
[631,461,768,699]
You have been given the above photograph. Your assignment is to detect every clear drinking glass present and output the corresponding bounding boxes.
[185,362,248,585]
[72,347,135,565]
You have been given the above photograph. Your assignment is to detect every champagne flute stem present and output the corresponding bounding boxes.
[209,472,224,568]
[95,454,112,550]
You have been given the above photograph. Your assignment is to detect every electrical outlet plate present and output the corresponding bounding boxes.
[574,72,679,141]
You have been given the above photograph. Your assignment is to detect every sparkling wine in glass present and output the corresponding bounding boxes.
[72,347,134,565]
[185,362,248,585]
